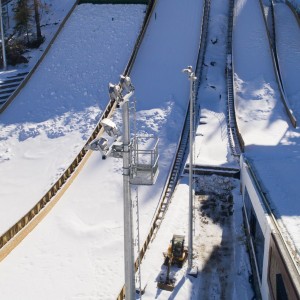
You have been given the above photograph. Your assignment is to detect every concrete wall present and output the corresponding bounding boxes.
[240,155,273,300]
[240,155,300,299]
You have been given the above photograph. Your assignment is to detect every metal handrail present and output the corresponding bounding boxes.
[226,0,244,155]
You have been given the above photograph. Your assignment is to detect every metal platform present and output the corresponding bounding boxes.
[130,136,159,185]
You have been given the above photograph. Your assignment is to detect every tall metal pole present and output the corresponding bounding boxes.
[0,0,7,70]
[122,94,135,300]
[187,69,196,270]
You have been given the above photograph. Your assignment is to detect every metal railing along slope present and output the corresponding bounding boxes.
[271,0,298,127]
[117,0,211,298]
[0,0,154,261]
[286,0,300,22]
[226,0,244,156]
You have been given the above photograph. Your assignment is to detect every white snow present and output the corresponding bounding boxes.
[0,1,209,299]
[195,0,238,168]
[274,3,300,120]
[3,0,300,298]
[0,4,145,234]
[1,0,77,74]
[234,0,300,258]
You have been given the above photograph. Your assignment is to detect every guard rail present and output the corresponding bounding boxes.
[286,0,300,22]
[227,0,244,155]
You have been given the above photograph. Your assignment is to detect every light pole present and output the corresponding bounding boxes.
[109,79,136,300]
[122,90,135,300]
[182,66,197,270]
[0,0,7,70]
[87,75,159,298]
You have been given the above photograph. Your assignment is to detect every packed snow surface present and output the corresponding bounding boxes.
[0,0,76,75]
[195,0,238,168]
[0,1,210,299]
[4,0,296,297]
[274,3,300,120]
[234,0,300,258]
[0,4,145,234]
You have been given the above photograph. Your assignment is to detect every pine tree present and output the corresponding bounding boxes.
[14,0,45,46]
[14,0,32,44]
[33,0,42,43]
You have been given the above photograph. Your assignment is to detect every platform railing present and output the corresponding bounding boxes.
[227,0,244,155]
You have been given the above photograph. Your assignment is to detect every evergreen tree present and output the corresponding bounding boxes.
[33,0,42,43]
[14,0,32,44]
[14,0,44,46]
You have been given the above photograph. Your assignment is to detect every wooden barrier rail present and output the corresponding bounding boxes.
[0,99,116,255]
[271,0,297,128]
[0,0,80,113]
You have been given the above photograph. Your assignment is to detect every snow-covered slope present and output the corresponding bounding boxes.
[274,2,300,120]
[0,4,145,235]
[0,1,204,299]
[234,0,300,258]
[195,0,238,168]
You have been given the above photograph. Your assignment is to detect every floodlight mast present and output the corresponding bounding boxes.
[87,76,158,297]
[110,80,135,300]
[122,90,135,300]
[182,66,197,270]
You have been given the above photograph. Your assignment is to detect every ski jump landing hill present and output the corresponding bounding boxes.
[0,0,300,299]
[234,0,300,299]
[0,0,205,299]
